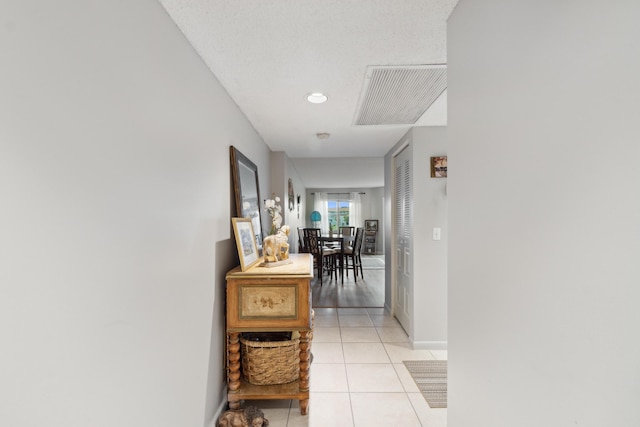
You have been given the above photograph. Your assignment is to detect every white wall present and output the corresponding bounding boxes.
[271,151,306,251]
[448,1,640,426]
[412,127,448,348]
[291,157,384,189]
[384,128,448,347]
[0,1,270,426]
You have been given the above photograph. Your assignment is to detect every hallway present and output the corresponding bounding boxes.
[311,255,386,308]
[245,307,447,426]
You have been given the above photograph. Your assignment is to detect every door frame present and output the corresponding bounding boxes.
[390,140,411,334]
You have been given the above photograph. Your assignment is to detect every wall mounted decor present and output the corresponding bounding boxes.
[288,178,295,211]
[365,219,378,232]
[430,156,448,178]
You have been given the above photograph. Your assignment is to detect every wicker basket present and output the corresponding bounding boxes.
[240,336,300,385]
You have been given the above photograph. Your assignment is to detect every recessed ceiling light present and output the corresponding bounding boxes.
[306,92,328,104]
[316,132,330,140]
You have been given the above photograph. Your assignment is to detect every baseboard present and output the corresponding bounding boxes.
[384,302,392,313]
[207,386,228,427]
[411,340,447,350]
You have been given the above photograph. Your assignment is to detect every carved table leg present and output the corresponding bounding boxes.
[227,332,242,410]
[299,329,311,415]
[227,332,241,391]
[299,398,309,416]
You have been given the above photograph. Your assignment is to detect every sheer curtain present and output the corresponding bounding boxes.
[313,192,329,233]
[349,192,362,227]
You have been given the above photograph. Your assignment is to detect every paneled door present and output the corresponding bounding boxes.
[393,145,412,335]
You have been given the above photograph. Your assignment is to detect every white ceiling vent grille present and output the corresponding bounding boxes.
[355,65,447,125]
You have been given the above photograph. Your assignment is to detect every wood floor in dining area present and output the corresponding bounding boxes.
[311,255,385,308]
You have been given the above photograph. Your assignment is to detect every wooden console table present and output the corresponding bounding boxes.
[225,253,313,415]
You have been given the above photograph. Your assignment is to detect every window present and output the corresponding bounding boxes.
[327,200,350,230]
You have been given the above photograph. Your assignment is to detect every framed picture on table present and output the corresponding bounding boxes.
[232,218,260,271]
[364,220,378,232]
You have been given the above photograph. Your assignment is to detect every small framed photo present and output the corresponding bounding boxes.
[430,156,448,178]
[365,219,378,232]
[232,218,260,271]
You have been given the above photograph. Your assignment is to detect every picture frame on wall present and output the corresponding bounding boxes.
[232,218,260,271]
[365,219,378,232]
[430,156,448,178]
[288,178,295,212]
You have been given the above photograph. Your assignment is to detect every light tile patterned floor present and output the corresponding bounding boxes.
[245,307,448,427]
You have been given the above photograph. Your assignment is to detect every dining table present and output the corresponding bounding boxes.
[319,234,354,284]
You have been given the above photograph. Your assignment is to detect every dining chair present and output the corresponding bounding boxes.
[297,227,308,253]
[328,226,355,251]
[339,226,355,237]
[303,228,337,286]
[343,227,365,281]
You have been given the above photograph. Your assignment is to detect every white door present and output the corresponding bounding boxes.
[393,146,412,334]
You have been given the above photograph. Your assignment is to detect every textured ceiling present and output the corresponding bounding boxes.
[159,0,458,187]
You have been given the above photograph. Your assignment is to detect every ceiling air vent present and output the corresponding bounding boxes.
[354,65,447,125]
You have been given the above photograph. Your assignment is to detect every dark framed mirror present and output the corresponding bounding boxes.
[230,146,263,249]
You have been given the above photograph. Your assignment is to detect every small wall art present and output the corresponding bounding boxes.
[430,156,448,178]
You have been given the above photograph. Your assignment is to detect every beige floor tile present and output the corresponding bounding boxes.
[365,307,387,316]
[338,314,374,327]
[314,315,339,327]
[342,342,390,363]
[345,363,405,392]
[408,392,448,427]
[238,280,448,426]
[338,307,369,315]
[430,349,448,360]
[246,398,292,409]
[375,326,409,343]
[310,363,349,392]
[288,392,354,427]
[392,363,420,393]
[383,342,435,363]
[247,399,291,427]
[369,314,402,327]
[312,327,341,343]
[313,307,338,317]
[340,327,380,343]
[350,392,422,427]
[311,342,344,363]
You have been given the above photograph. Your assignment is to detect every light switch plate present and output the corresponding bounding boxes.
[433,227,441,241]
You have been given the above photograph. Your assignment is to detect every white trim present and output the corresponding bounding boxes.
[411,340,448,350]
[384,302,393,314]
[207,388,229,427]
[391,139,410,158]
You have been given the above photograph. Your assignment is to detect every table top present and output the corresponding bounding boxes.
[319,234,353,242]
[226,253,313,278]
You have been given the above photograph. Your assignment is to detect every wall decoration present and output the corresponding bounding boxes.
[365,219,378,232]
[288,178,295,212]
[232,217,260,271]
[430,156,448,178]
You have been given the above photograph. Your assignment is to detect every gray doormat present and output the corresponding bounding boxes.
[403,360,447,408]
